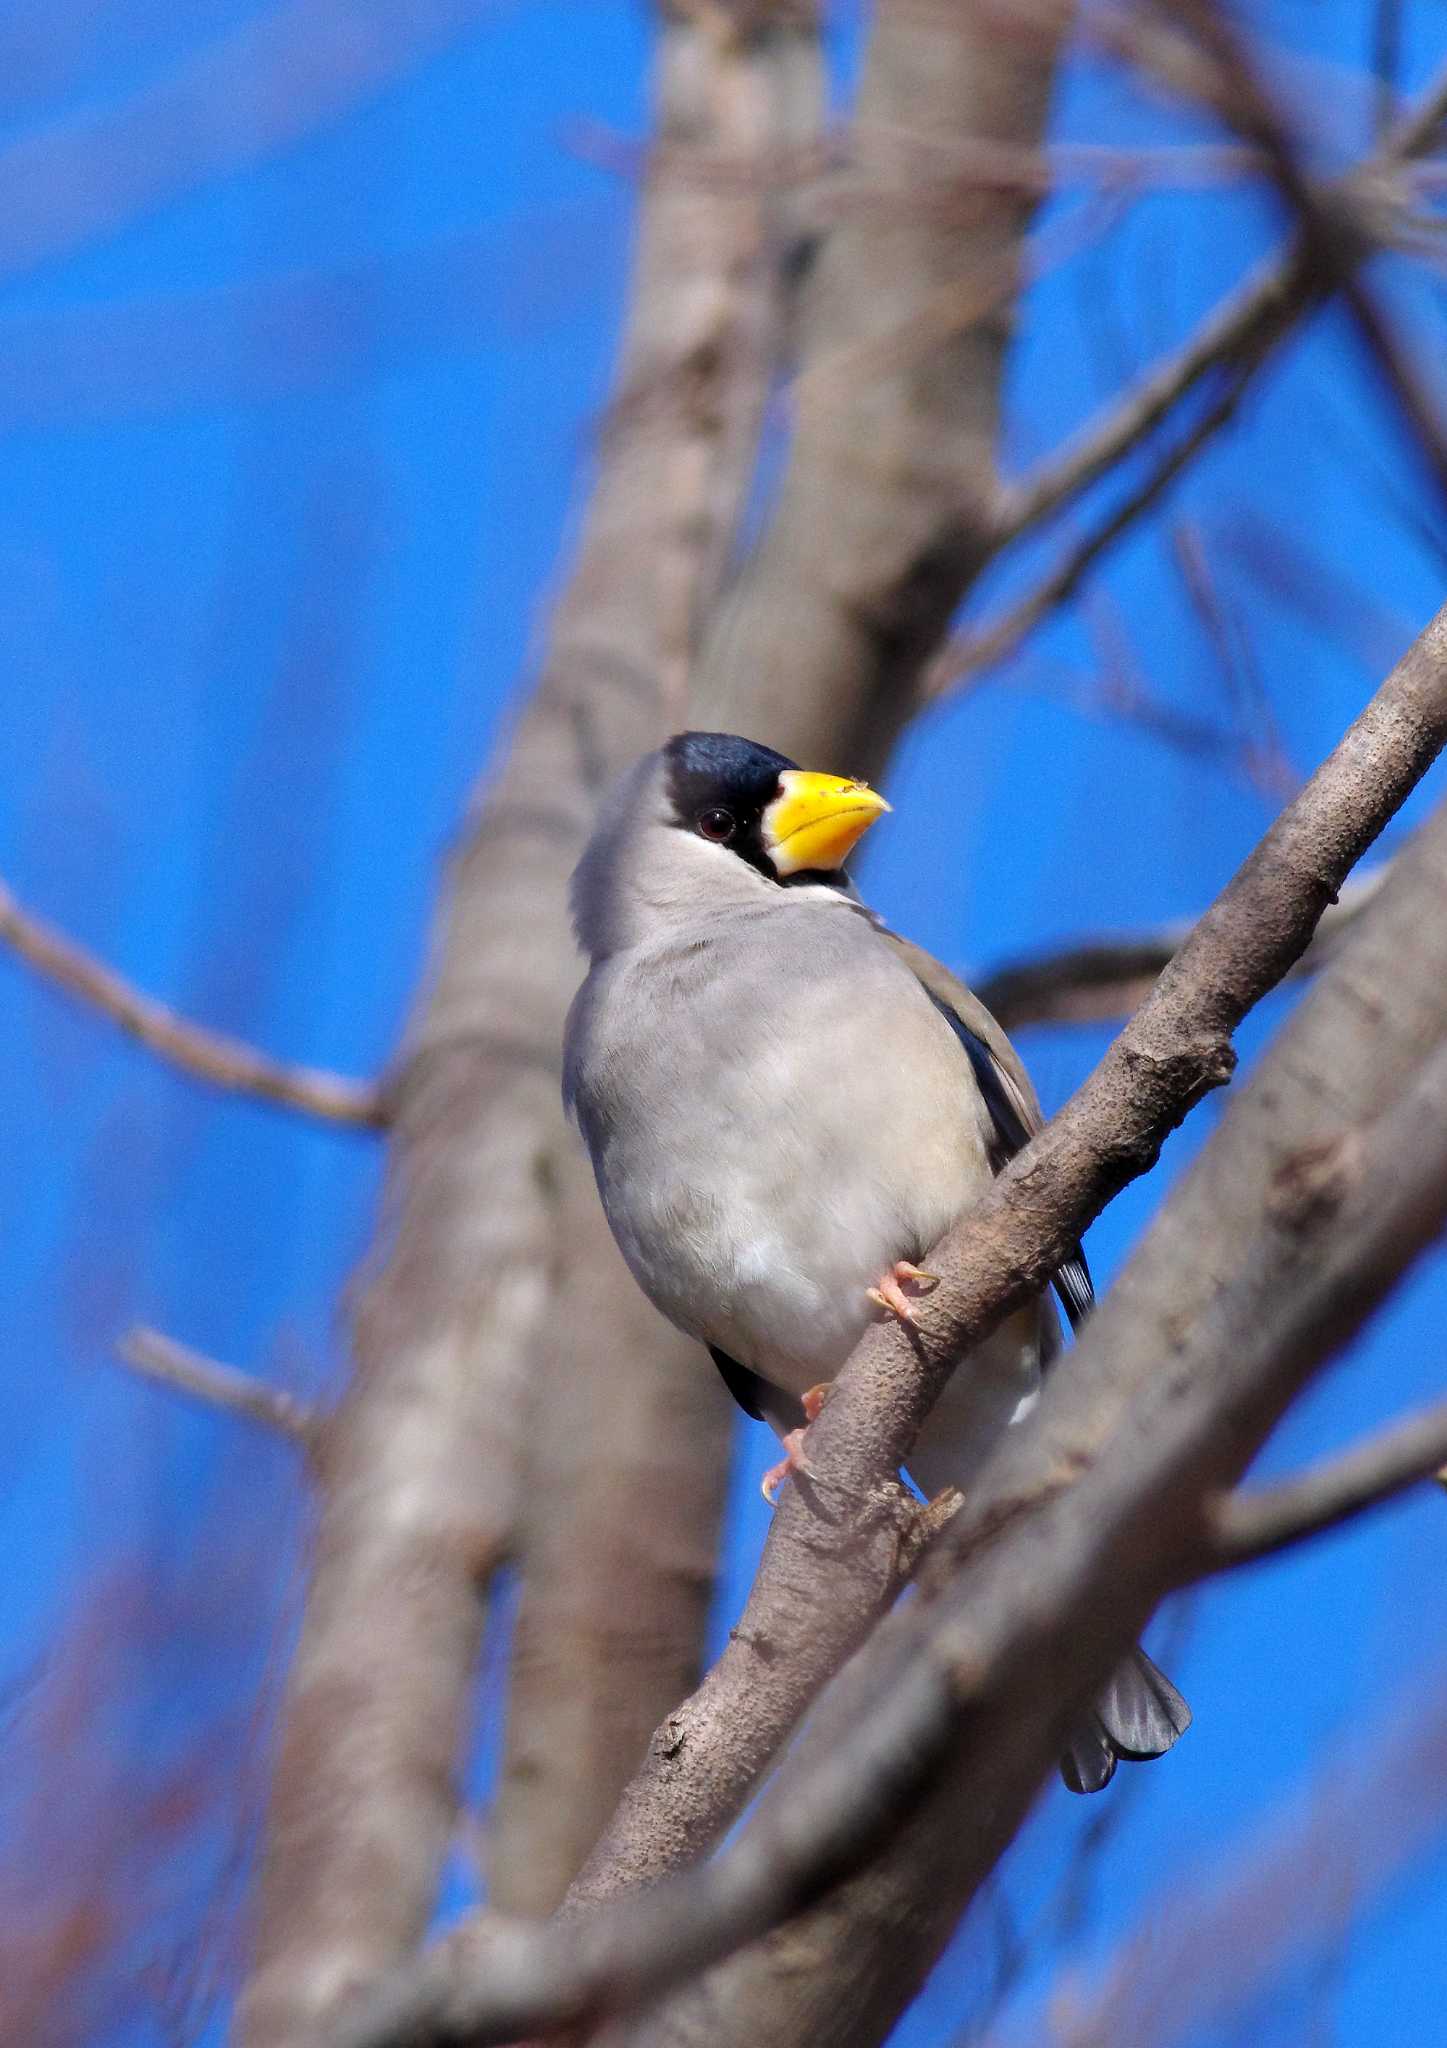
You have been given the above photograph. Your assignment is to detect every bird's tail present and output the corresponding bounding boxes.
[1060,1646,1191,1794]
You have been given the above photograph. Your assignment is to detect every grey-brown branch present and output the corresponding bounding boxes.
[117,1326,320,1454]
[1205,1395,1447,1570]
[326,600,1447,2048]
[0,877,383,1128]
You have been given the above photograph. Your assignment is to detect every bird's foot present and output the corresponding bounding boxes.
[760,1383,833,1504]
[761,1428,813,1504]
[800,1380,832,1424]
[866,1260,940,1323]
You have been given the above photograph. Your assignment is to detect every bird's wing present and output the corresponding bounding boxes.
[878,929,1095,1335]
[709,1345,806,1432]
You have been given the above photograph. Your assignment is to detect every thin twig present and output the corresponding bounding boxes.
[566,119,1264,203]
[117,1326,320,1452]
[1205,1395,1447,1569]
[991,57,1447,551]
[0,878,385,1129]
[926,356,1266,700]
[1167,0,1447,510]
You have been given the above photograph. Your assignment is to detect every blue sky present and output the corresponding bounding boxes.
[1,4,1445,2043]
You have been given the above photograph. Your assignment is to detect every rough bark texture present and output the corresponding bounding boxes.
[624,702,1447,2048]
[694,0,1072,772]
[564,599,1447,1911]
[242,0,1080,2009]
[322,607,1447,2048]
[488,3,826,1919]
[501,0,1075,1914]
[236,7,818,2033]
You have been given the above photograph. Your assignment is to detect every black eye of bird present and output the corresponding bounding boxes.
[697,807,736,843]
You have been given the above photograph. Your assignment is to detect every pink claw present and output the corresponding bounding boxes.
[760,1384,834,1502]
[866,1260,940,1324]
[761,1426,814,1503]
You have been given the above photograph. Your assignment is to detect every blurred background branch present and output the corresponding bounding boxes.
[0,875,384,1125]
[116,1325,322,1457]
[7,2,1447,2044]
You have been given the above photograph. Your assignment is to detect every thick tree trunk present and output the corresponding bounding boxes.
[238,6,821,2033]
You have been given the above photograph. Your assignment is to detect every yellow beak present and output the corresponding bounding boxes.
[762,769,891,877]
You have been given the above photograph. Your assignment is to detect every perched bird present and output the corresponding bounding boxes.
[564,730,1189,1792]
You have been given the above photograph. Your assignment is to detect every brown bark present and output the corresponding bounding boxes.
[487,2,826,1919]
[694,0,1073,771]
[0,874,382,1125]
[564,599,1447,1916]
[117,1326,320,1454]
[323,604,1447,2048]
[1204,1392,1447,1569]
[249,10,1447,2044]
[236,5,818,2034]
[621,676,1447,2048]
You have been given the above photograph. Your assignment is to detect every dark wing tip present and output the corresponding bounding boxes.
[1053,1251,1096,1331]
[1059,1648,1191,1793]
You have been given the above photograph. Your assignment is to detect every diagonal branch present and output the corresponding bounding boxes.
[1205,1395,1447,1569]
[1167,0,1447,505]
[990,56,1447,553]
[0,877,384,1128]
[923,55,1447,703]
[926,352,1267,699]
[975,863,1389,1032]
[116,1326,321,1455]
[620,675,1447,2048]
[329,604,1447,2048]
[555,600,1447,1918]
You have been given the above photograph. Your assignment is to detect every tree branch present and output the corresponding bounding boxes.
[116,1326,320,1455]
[1167,0,1447,506]
[926,352,1267,699]
[558,601,1447,1917]
[923,50,1447,700]
[486,2,826,1918]
[691,0,1074,778]
[0,877,384,1128]
[235,6,809,2034]
[990,56,1447,553]
[620,685,1447,2048]
[328,604,1447,2048]
[975,863,1389,1033]
[1205,1395,1447,1570]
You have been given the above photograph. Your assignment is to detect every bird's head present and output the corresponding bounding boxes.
[570,731,890,957]
[660,731,890,883]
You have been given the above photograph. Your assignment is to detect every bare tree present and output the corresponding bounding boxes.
[5,3,1447,2044]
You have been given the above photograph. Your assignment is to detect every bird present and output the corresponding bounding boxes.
[563,729,1190,1792]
